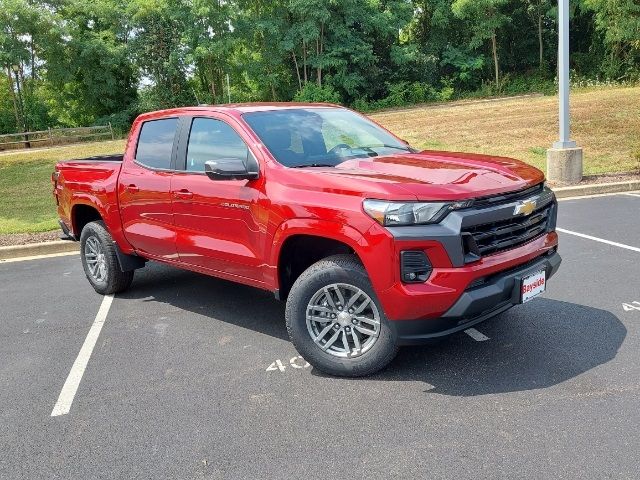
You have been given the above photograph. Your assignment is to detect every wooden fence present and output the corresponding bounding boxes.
[0,124,115,151]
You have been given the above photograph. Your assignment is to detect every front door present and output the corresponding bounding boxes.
[171,115,269,285]
[118,117,178,260]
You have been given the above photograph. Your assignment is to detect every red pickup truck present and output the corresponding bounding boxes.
[53,103,561,376]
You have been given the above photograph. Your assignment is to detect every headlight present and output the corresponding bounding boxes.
[363,199,472,226]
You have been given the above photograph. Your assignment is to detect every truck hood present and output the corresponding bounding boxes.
[296,150,545,201]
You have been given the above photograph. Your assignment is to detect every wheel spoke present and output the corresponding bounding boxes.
[87,239,98,255]
[323,288,336,309]
[346,291,361,309]
[341,330,351,357]
[351,329,361,353]
[314,323,336,344]
[307,314,333,324]
[354,325,377,337]
[321,329,342,351]
[333,286,345,306]
[88,263,97,276]
[353,297,371,314]
[309,305,333,314]
[354,315,379,326]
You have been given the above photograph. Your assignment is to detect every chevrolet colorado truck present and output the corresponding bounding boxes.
[53,103,561,376]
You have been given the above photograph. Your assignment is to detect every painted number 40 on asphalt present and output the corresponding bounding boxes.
[622,302,640,312]
[622,301,640,312]
[266,356,310,372]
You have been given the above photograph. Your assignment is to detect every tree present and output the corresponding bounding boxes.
[128,0,194,110]
[583,0,640,77]
[186,0,238,103]
[525,0,554,68]
[0,0,43,133]
[452,0,509,88]
[41,0,137,128]
[235,0,292,101]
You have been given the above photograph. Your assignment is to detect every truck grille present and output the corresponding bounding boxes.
[462,204,551,257]
[473,183,544,208]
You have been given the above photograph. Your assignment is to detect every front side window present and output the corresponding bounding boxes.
[242,108,413,168]
[135,118,178,169]
[186,118,250,172]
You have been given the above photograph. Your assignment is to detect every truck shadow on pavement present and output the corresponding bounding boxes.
[120,264,626,397]
[369,298,627,396]
[118,262,289,341]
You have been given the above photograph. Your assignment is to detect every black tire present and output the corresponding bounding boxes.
[80,221,134,295]
[285,254,399,377]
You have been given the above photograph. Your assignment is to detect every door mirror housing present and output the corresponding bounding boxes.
[204,159,259,181]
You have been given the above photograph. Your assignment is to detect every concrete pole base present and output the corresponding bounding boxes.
[547,147,583,185]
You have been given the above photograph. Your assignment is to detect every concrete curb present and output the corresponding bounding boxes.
[0,239,79,261]
[554,180,640,199]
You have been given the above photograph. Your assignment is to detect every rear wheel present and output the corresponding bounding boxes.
[285,254,398,377]
[80,221,134,295]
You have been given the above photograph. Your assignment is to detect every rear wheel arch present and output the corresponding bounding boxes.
[72,203,145,272]
[71,203,103,238]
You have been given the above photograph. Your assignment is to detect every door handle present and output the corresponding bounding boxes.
[126,184,139,193]
[174,189,193,199]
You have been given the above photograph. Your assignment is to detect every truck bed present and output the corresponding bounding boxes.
[62,154,124,163]
[53,154,125,239]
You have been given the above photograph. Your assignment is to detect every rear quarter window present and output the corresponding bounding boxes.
[135,118,178,169]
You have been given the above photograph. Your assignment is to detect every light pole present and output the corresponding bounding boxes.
[546,0,582,184]
[12,64,30,149]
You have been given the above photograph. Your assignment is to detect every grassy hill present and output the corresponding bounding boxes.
[372,86,640,175]
[1,86,638,235]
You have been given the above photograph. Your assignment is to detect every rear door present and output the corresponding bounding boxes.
[118,117,179,259]
[170,114,269,286]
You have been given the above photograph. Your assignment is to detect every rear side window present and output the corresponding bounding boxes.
[135,118,178,169]
[186,118,249,172]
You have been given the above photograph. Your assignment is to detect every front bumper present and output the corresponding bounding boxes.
[388,250,561,345]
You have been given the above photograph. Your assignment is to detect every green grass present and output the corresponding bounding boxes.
[0,140,125,235]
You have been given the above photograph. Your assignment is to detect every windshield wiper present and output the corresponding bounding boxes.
[290,163,339,168]
[356,144,414,152]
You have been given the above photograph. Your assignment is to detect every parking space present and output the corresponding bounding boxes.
[1,192,639,478]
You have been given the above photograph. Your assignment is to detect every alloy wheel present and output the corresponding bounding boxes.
[305,283,381,358]
[84,236,107,283]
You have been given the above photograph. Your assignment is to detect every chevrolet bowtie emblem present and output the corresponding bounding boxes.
[514,199,537,216]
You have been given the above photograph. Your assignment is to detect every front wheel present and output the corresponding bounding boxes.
[285,255,398,377]
[80,221,134,295]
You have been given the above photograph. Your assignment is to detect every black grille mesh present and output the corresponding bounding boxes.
[462,205,551,257]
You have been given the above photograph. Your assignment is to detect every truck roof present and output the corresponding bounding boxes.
[136,102,343,122]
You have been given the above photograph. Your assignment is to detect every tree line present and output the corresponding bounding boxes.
[1,0,638,135]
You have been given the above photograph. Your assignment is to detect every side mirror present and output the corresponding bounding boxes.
[204,158,259,181]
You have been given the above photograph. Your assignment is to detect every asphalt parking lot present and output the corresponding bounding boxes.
[2,192,639,479]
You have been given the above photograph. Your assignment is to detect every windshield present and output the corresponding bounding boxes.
[242,108,413,168]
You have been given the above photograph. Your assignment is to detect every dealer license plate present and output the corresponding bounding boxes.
[521,270,546,303]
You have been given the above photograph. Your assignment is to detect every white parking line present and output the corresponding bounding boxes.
[464,328,489,342]
[557,191,635,201]
[51,294,114,417]
[623,192,640,198]
[556,228,640,253]
[0,251,79,264]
